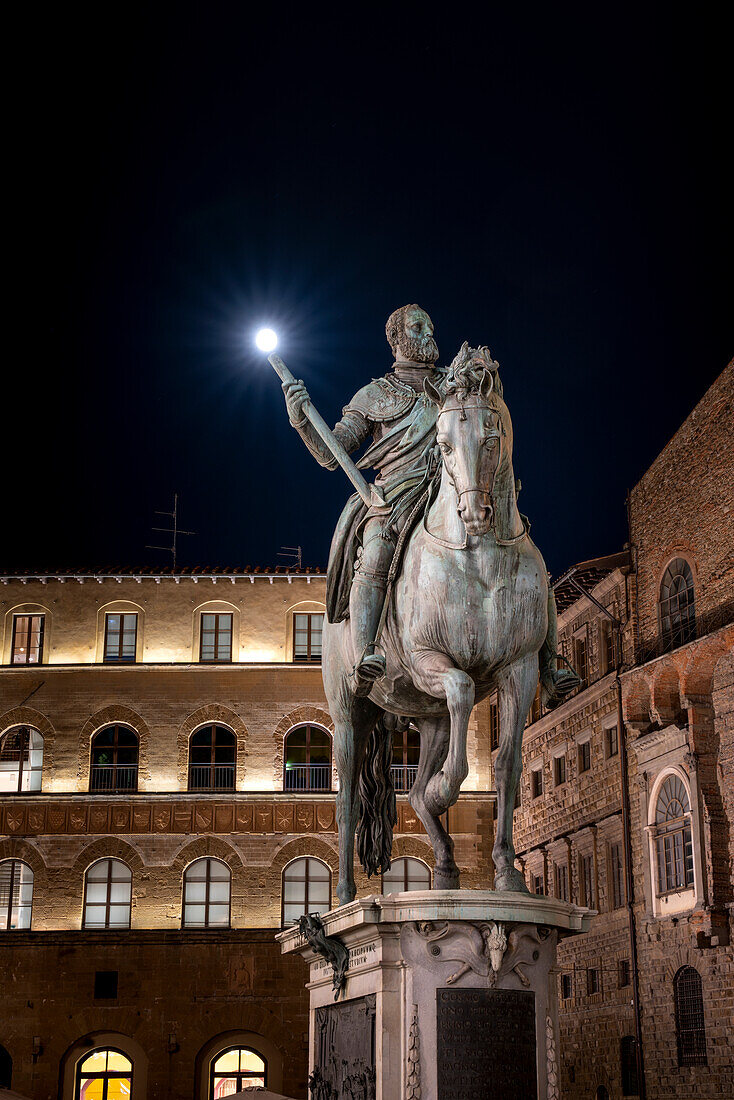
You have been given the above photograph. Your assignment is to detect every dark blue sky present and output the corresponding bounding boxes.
[8,8,730,577]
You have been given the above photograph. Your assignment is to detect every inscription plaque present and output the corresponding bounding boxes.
[437,987,537,1099]
[313,994,376,1099]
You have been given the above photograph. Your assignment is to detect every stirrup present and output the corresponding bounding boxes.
[350,645,387,697]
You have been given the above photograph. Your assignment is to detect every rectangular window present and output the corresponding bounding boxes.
[11,615,44,665]
[104,613,138,662]
[587,967,601,995]
[581,853,594,907]
[610,842,625,909]
[489,693,500,750]
[554,862,568,902]
[533,873,545,896]
[531,767,543,799]
[656,827,694,894]
[561,973,573,1000]
[603,620,617,672]
[293,613,323,662]
[606,724,619,758]
[578,739,591,773]
[574,633,589,684]
[200,613,233,662]
[554,754,566,786]
[618,958,631,988]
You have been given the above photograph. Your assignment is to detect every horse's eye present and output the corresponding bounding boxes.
[485,437,498,449]
[439,442,452,455]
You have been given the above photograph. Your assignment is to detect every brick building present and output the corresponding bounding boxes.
[0,568,494,1098]
[508,359,734,1099]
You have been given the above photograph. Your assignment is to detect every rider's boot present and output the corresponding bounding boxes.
[539,587,582,709]
[349,569,388,697]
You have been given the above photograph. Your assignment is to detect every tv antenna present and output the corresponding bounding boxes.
[278,545,303,570]
[146,492,196,569]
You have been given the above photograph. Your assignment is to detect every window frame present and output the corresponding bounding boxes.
[199,612,233,663]
[90,724,139,794]
[609,841,625,910]
[554,861,569,902]
[578,736,592,774]
[75,1047,133,1100]
[553,752,566,787]
[381,856,432,896]
[292,612,324,663]
[182,857,232,930]
[580,852,595,908]
[83,858,133,930]
[281,856,332,926]
[561,972,573,1000]
[103,612,138,663]
[11,613,45,665]
[530,764,543,799]
[651,772,694,897]
[0,725,43,793]
[0,858,33,930]
[282,724,332,792]
[586,967,601,996]
[489,692,500,750]
[188,724,236,792]
[659,557,696,652]
[674,965,707,1066]
[605,724,619,759]
[210,1046,267,1096]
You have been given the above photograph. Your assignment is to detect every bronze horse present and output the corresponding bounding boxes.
[323,346,548,902]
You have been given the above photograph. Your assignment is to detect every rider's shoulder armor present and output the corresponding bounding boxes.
[343,376,417,423]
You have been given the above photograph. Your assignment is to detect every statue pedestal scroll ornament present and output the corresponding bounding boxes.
[271,307,590,1098]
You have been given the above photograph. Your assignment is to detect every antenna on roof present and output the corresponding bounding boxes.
[278,545,303,570]
[146,493,196,569]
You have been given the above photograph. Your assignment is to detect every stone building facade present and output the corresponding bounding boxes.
[0,567,494,1098]
[506,359,734,1099]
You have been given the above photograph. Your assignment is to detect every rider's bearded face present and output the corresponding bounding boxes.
[398,309,439,364]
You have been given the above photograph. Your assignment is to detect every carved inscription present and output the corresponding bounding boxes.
[436,987,537,1099]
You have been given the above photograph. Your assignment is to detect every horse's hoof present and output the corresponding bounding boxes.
[433,867,460,890]
[493,867,529,894]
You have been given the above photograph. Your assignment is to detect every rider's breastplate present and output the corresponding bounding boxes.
[343,376,417,423]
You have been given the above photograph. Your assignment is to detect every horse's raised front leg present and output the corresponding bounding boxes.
[331,692,379,905]
[410,715,459,889]
[411,651,475,819]
[492,651,538,893]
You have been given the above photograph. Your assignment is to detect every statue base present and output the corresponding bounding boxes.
[278,890,592,1100]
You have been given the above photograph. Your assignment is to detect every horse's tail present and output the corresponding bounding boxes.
[356,714,397,878]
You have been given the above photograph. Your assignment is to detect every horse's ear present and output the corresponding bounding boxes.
[479,369,494,399]
[424,377,442,406]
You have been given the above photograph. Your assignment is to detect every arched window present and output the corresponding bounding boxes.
[0,859,33,929]
[282,857,331,924]
[183,858,231,928]
[283,725,331,791]
[188,725,236,791]
[659,558,695,651]
[620,1035,638,1096]
[382,856,431,894]
[0,726,43,792]
[76,1048,132,1099]
[674,965,707,1066]
[653,773,694,895]
[0,1044,12,1088]
[83,859,132,929]
[595,1088,609,1100]
[90,725,139,793]
[391,726,420,792]
[211,1046,266,1095]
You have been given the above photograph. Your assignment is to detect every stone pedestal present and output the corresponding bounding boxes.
[278,890,592,1100]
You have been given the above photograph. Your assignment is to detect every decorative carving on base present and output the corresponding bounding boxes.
[297,913,349,999]
[406,1002,421,1098]
[410,919,547,988]
[546,1014,560,1100]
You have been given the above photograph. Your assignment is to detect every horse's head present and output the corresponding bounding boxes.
[425,343,506,537]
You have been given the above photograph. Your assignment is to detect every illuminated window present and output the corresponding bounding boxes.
[83,859,132,929]
[0,859,33,929]
[75,1048,132,1100]
[90,726,139,793]
[282,857,331,924]
[659,558,695,651]
[382,857,431,895]
[674,965,707,1066]
[293,612,323,662]
[283,725,331,791]
[653,774,694,895]
[391,725,419,792]
[183,858,231,928]
[11,614,44,665]
[0,726,43,792]
[211,1047,266,1096]
[200,613,233,662]
[188,725,236,791]
[104,613,137,662]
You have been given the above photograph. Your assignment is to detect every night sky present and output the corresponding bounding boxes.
[8,9,730,577]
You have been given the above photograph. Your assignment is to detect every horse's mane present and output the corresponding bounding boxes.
[443,341,503,400]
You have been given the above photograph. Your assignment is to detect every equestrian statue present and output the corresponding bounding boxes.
[274,304,580,902]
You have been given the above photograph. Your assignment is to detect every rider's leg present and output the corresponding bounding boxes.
[348,517,395,696]
[539,586,582,708]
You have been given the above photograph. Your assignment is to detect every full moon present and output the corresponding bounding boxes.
[255,328,278,353]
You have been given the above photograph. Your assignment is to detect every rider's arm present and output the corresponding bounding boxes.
[291,408,371,470]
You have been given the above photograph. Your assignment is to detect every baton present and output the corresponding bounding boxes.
[269,354,385,509]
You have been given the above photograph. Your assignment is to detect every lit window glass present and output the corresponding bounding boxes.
[11,615,44,665]
[0,726,43,792]
[200,613,233,662]
[0,860,33,929]
[382,857,431,895]
[282,857,331,924]
[104,613,138,662]
[83,859,132,929]
[211,1047,266,1095]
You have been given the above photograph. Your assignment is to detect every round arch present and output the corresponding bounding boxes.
[95,599,146,662]
[177,705,248,790]
[59,1030,148,1100]
[79,706,151,791]
[195,1028,285,1098]
[2,602,52,665]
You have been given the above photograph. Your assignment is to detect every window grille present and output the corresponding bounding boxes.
[90,725,139,793]
[574,633,589,684]
[674,966,707,1065]
[606,725,619,757]
[532,873,544,896]
[659,558,695,651]
[11,614,44,664]
[391,726,419,792]
[104,612,138,662]
[293,612,323,662]
[76,1049,132,1099]
[602,620,617,672]
[282,857,331,924]
[188,725,236,791]
[200,612,233,662]
[283,724,331,791]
